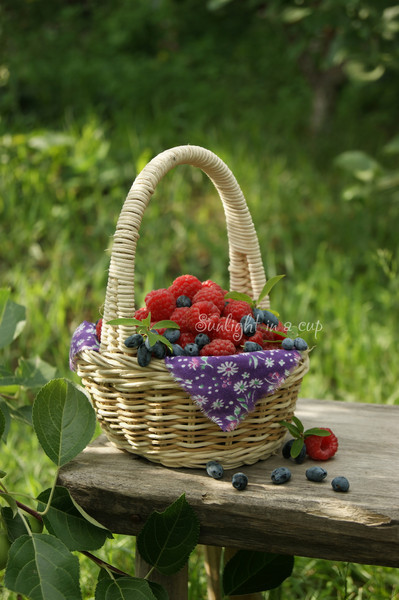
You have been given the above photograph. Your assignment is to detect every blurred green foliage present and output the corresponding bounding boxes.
[0,2,398,596]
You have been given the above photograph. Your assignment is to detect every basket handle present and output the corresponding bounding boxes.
[102,145,268,351]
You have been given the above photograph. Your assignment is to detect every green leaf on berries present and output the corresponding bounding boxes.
[107,318,144,327]
[279,420,301,439]
[152,320,180,330]
[223,549,294,595]
[290,438,305,459]
[291,416,304,433]
[256,275,285,305]
[304,428,331,437]
[224,291,254,306]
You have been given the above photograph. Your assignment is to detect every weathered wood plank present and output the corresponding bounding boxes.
[135,552,188,600]
[58,398,399,567]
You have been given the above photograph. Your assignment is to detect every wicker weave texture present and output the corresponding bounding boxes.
[75,145,309,469]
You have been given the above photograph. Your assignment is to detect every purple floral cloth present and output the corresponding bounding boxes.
[69,321,302,431]
[164,350,301,431]
[69,320,100,371]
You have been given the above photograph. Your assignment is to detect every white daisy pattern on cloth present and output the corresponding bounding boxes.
[164,348,303,432]
[217,361,239,377]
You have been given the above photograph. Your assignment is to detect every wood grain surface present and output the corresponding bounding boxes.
[58,398,399,567]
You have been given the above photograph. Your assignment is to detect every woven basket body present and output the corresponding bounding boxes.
[76,145,309,469]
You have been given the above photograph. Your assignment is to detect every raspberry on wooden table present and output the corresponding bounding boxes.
[305,428,339,461]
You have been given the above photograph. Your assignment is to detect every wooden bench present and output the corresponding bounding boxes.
[58,398,399,599]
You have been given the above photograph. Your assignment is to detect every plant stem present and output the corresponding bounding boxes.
[81,551,130,577]
[37,468,59,517]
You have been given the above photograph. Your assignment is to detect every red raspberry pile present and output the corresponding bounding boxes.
[118,273,288,357]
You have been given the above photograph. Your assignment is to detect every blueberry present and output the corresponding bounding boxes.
[282,439,306,464]
[151,340,167,359]
[185,343,199,356]
[206,461,224,480]
[243,341,263,352]
[137,343,152,367]
[331,476,350,492]
[253,307,264,325]
[171,344,186,356]
[262,310,279,328]
[124,333,144,348]
[282,337,295,350]
[294,337,308,351]
[240,315,257,336]
[271,466,291,485]
[163,328,181,343]
[195,333,210,349]
[176,295,192,308]
[282,439,294,459]
[232,472,248,491]
[306,466,328,482]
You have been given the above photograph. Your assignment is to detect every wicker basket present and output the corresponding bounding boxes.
[75,145,309,469]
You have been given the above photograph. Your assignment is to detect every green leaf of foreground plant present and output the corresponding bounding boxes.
[0,401,10,442]
[95,576,157,600]
[257,275,286,305]
[32,378,96,467]
[1,506,37,541]
[223,550,294,595]
[37,486,111,551]
[4,533,81,600]
[0,404,5,441]
[137,493,200,576]
[0,290,26,349]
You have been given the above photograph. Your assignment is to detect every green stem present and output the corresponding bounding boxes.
[144,565,156,580]
[37,467,59,517]
[81,551,130,577]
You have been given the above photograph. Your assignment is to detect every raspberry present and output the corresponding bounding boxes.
[134,307,149,321]
[187,301,220,334]
[145,288,176,321]
[260,320,288,342]
[179,332,196,347]
[170,307,191,332]
[95,318,102,342]
[305,428,338,461]
[202,280,227,294]
[245,330,264,346]
[169,274,202,301]
[212,317,243,346]
[192,286,225,313]
[222,299,252,322]
[200,338,236,356]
